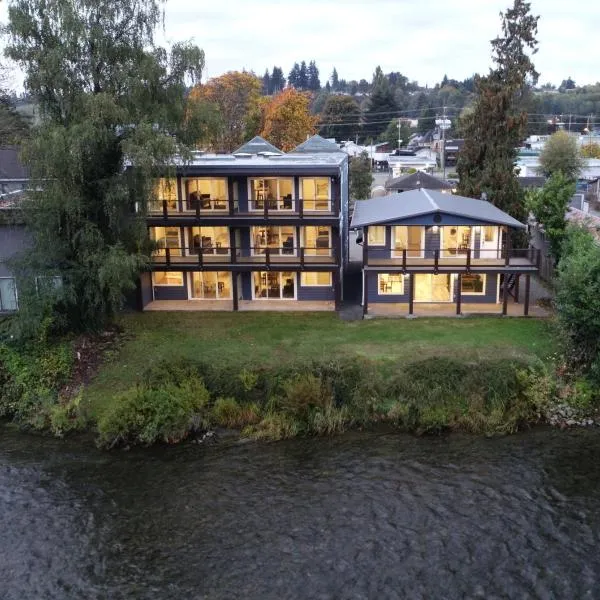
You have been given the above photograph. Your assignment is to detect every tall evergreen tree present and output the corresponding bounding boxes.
[298,61,309,90]
[457,0,539,220]
[331,67,339,91]
[307,60,321,91]
[288,62,300,88]
[271,66,285,93]
[262,69,271,95]
[363,66,397,139]
[320,95,359,141]
[6,0,205,335]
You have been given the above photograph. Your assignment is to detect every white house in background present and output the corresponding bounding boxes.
[516,156,600,179]
[388,155,437,177]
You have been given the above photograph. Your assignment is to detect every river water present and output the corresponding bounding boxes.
[2,428,600,599]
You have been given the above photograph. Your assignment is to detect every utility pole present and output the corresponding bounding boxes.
[441,106,447,180]
[397,118,402,150]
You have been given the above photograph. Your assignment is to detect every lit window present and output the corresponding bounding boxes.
[185,178,228,211]
[483,226,496,242]
[368,226,386,246]
[153,272,184,286]
[249,178,294,211]
[301,272,332,286]
[461,274,486,294]
[0,277,18,311]
[191,272,232,299]
[378,274,404,295]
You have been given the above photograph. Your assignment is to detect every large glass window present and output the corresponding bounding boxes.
[251,226,296,255]
[301,177,330,211]
[249,178,293,211]
[443,226,472,257]
[253,272,295,299]
[302,226,331,256]
[0,278,18,311]
[188,227,230,255]
[378,274,404,295]
[191,272,232,299]
[185,178,228,210]
[368,226,386,246]
[392,226,422,257]
[152,178,178,212]
[461,274,486,295]
[301,272,332,286]
[150,227,181,256]
[152,272,184,286]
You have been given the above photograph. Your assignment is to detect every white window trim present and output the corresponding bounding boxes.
[0,276,18,311]
[460,273,487,296]
[152,271,185,287]
[391,226,424,258]
[251,271,298,300]
[377,273,405,295]
[440,226,475,259]
[189,271,233,300]
[183,177,229,212]
[367,225,386,247]
[247,177,295,212]
[299,177,331,212]
[300,272,333,287]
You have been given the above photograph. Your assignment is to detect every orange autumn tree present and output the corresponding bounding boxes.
[189,71,262,151]
[260,88,318,152]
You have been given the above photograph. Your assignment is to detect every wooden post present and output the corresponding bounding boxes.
[514,274,520,303]
[434,249,439,273]
[300,247,305,268]
[409,273,415,315]
[466,248,471,272]
[162,199,168,220]
[266,247,270,267]
[456,273,462,315]
[502,272,509,315]
[264,199,269,219]
[232,273,239,311]
[299,197,303,218]
[176,175,183,212]
[229,228,236,264]
[402,249,407,272]
[195,201,200,220]
[524,274,531,316]
[363,270,368,315]
[505,231,511,266]
[165,247,171,266]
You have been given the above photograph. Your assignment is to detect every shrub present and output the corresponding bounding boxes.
[243,412,301,441]
[279,373,333,419]
[96,376,210,448]
[50,392,88,437]
[212,397,260,428]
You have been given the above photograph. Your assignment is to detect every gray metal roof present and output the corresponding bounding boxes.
[351,188,526,229]
[385,172,453,191]
[0,146,29,180]
[289,134,343,154]
[233,136,283,156]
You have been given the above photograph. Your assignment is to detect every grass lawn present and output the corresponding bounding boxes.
[84,312,556,418]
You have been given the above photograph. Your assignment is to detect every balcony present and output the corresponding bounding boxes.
[365,247,541,271]
[147,198,337,219]
[151,246,337,268]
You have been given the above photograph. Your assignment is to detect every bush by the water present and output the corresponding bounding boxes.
[96,376,210,448]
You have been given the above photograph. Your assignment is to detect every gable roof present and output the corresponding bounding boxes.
[233,136,283,156]
[289,134,342,154]
[351,188,526,229]
[385,172,453,191]
[0,146,29,180]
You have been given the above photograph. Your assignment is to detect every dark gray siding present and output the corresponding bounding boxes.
[367,272,410,303]
[241,271,252,299]
[153,274,188,301]
[240,228,251,255]
[140,272,153,307]
[0,224,31,277]
[236,176,249,212]
[298,280,335,301]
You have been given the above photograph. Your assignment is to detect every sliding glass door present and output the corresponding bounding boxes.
[253,272,296,299]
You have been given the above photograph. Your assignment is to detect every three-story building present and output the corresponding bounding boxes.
[141,135,349,311]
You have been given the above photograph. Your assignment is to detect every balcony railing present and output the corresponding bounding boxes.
[152,246,336,267]
[147,198,337,218]
[367,247,541,270]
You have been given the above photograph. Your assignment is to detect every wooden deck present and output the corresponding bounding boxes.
[367,301,550,318]
[152,254,336,266]
[144,300,335,312]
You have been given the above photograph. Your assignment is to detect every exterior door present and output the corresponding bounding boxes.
[479,226,500,260]
[414,274,452,302]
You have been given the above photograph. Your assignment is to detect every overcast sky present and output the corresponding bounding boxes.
[2,0,599,89]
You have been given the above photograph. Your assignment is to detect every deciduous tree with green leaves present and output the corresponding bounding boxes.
[457,0,539,220]
[525,172,575,262]
[539,130,585,180]
[349,151,373,201]
[6,0,205,337]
